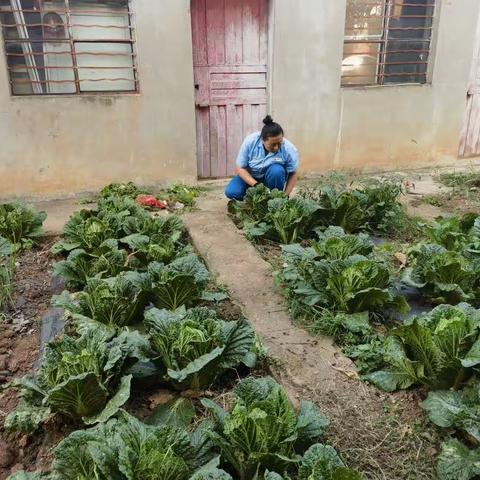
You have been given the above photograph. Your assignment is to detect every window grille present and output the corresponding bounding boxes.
[342,0,436,86]
[0,0,138,95]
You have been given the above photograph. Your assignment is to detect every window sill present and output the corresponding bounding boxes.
[340,83,432,91]
[9,91,142,99]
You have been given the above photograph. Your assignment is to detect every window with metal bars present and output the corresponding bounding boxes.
[0,0,138,95]
[342,0,436,86]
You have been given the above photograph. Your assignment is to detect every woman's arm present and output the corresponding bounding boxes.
[285,171,298,197]
[236,166,258,187]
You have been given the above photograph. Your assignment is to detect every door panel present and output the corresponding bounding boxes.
[191,0,269,178]
[460,15,480,157]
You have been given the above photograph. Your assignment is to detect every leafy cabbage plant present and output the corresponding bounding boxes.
[145,307,256,390]
[422,380,480,445]
[305,186,367,234]
[51,197,150,255]
[421,216,474,252]
[298,181,405,235]
[99,181,146,199]
[403,244,478,304]
[422,381,480,480]
[53,271,151,328]
[6,329,146,429]
[242,197,320,244]
[0,202,46,247]
[53,239,128,291]
[228,184,319,244]
[281,244,408,319]
[228,183,287,224]
[201,376,360,479]
[366,304,480,392]
[310,227,374,261]
[120,214,188,266]
[149,255,210,310]
[436,439,480,480]
[8,410,230,480]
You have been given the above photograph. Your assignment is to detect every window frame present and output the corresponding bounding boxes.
[0,0,140,97]
[341,0,437,88]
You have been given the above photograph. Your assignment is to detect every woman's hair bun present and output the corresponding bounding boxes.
[263,115,274,125]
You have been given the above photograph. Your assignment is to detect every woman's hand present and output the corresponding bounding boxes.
[236,167,258,187]
[285,171,298,197]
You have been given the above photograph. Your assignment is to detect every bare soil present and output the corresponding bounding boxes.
[0,238,57,480]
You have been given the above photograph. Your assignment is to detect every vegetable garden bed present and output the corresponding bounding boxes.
[0,184,365,480]
[228,177,480,480]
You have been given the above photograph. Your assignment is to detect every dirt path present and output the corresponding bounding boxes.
[184,190,438,480]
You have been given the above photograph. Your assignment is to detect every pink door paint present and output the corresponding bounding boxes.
[191,0,269,178]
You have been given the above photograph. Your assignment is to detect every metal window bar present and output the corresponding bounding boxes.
[10,0,42,93]
[0,0,137,95]
[342,0,436,87]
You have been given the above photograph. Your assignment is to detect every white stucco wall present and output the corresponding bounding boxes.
[0,0,197,199]
[0,0,478,198]
[271,0,480,173]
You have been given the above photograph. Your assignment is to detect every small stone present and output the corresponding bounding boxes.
[0,375,8,383]
[426,446,438,457]
[0,354,8,370]
[1,329,15,339]
[10,463,24,474]
[0,441,14,468]
[0,338,12,349]
[18,436,29,448]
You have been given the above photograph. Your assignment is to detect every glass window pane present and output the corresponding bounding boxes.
[384,0,434,84]
[5,41,34,94]
[75,42,135,92]
[41,1,69,41]
[43,40,75,93]
[345,0,386,40]
[70,0,131,41]
[342,43,380,85]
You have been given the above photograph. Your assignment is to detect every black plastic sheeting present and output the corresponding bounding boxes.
[35,276,65,369]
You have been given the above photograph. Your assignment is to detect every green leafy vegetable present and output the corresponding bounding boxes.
[403,244,478,305]
[4,401,51,434]
[366,304,480,392]
[51,197,150,255]
[437,439,480,480]
[167,183,205,207]
[53,240,128,291]
[53,271,151,327]
[422,382,480,443]
[298,444,362,480]
[0,202,46,247]
[30,410,221,480]
[145,307,255,390]
[311,227,374,261]
[149,255,210,310]
[7,329,143,426]
[100,181,146,199]
[280,244,408,321]
[202,376,329,479]
[229,184,319,244]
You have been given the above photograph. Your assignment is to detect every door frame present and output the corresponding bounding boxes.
[189,0,273,179]
[459,6,480,158]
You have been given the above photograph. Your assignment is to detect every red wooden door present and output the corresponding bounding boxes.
[191,0,269,178]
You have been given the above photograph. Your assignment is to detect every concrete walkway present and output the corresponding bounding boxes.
[31,198,94,236]
[184,190,354,403]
